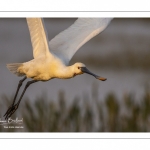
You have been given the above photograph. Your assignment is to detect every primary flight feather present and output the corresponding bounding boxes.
[50,18,112,64]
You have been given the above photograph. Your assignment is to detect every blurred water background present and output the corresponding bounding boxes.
[0,18,150,132]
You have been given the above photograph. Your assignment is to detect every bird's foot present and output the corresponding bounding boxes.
[4,104,18,120]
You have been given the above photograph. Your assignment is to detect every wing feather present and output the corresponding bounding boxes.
[49,18,112,64]
[26,18,51,58]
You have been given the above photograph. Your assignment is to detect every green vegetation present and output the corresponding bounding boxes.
[0,86,150,132]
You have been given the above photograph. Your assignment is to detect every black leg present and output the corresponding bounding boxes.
[12,76,27,105]
[4,76,27,117]
[4,80,38,120]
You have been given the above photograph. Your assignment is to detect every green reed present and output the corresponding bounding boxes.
[0,86,150,132]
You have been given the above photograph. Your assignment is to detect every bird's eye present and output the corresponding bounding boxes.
[78,67,80,69]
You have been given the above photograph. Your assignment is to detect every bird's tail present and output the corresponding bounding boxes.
[6,63,25,77]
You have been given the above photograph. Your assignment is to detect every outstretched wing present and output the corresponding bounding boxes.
[26,18,51,58]
[49,18,112,65]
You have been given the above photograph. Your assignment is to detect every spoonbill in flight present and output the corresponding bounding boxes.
[4,18,112,120]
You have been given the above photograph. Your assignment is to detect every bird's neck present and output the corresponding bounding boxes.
[56,65,74,79]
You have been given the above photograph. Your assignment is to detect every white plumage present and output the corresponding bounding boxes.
[27,18,50,58]
[7,18,112,80]
[49,18,112,64]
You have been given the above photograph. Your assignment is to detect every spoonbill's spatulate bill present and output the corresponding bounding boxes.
[4,18,112,119]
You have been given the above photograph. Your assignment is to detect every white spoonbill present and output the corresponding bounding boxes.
[4,18,112,119]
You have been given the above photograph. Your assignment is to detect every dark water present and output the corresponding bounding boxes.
[0,18,150,103]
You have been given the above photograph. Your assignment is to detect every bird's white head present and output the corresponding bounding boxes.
[73,62,86,76]
[72,62,107,81]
